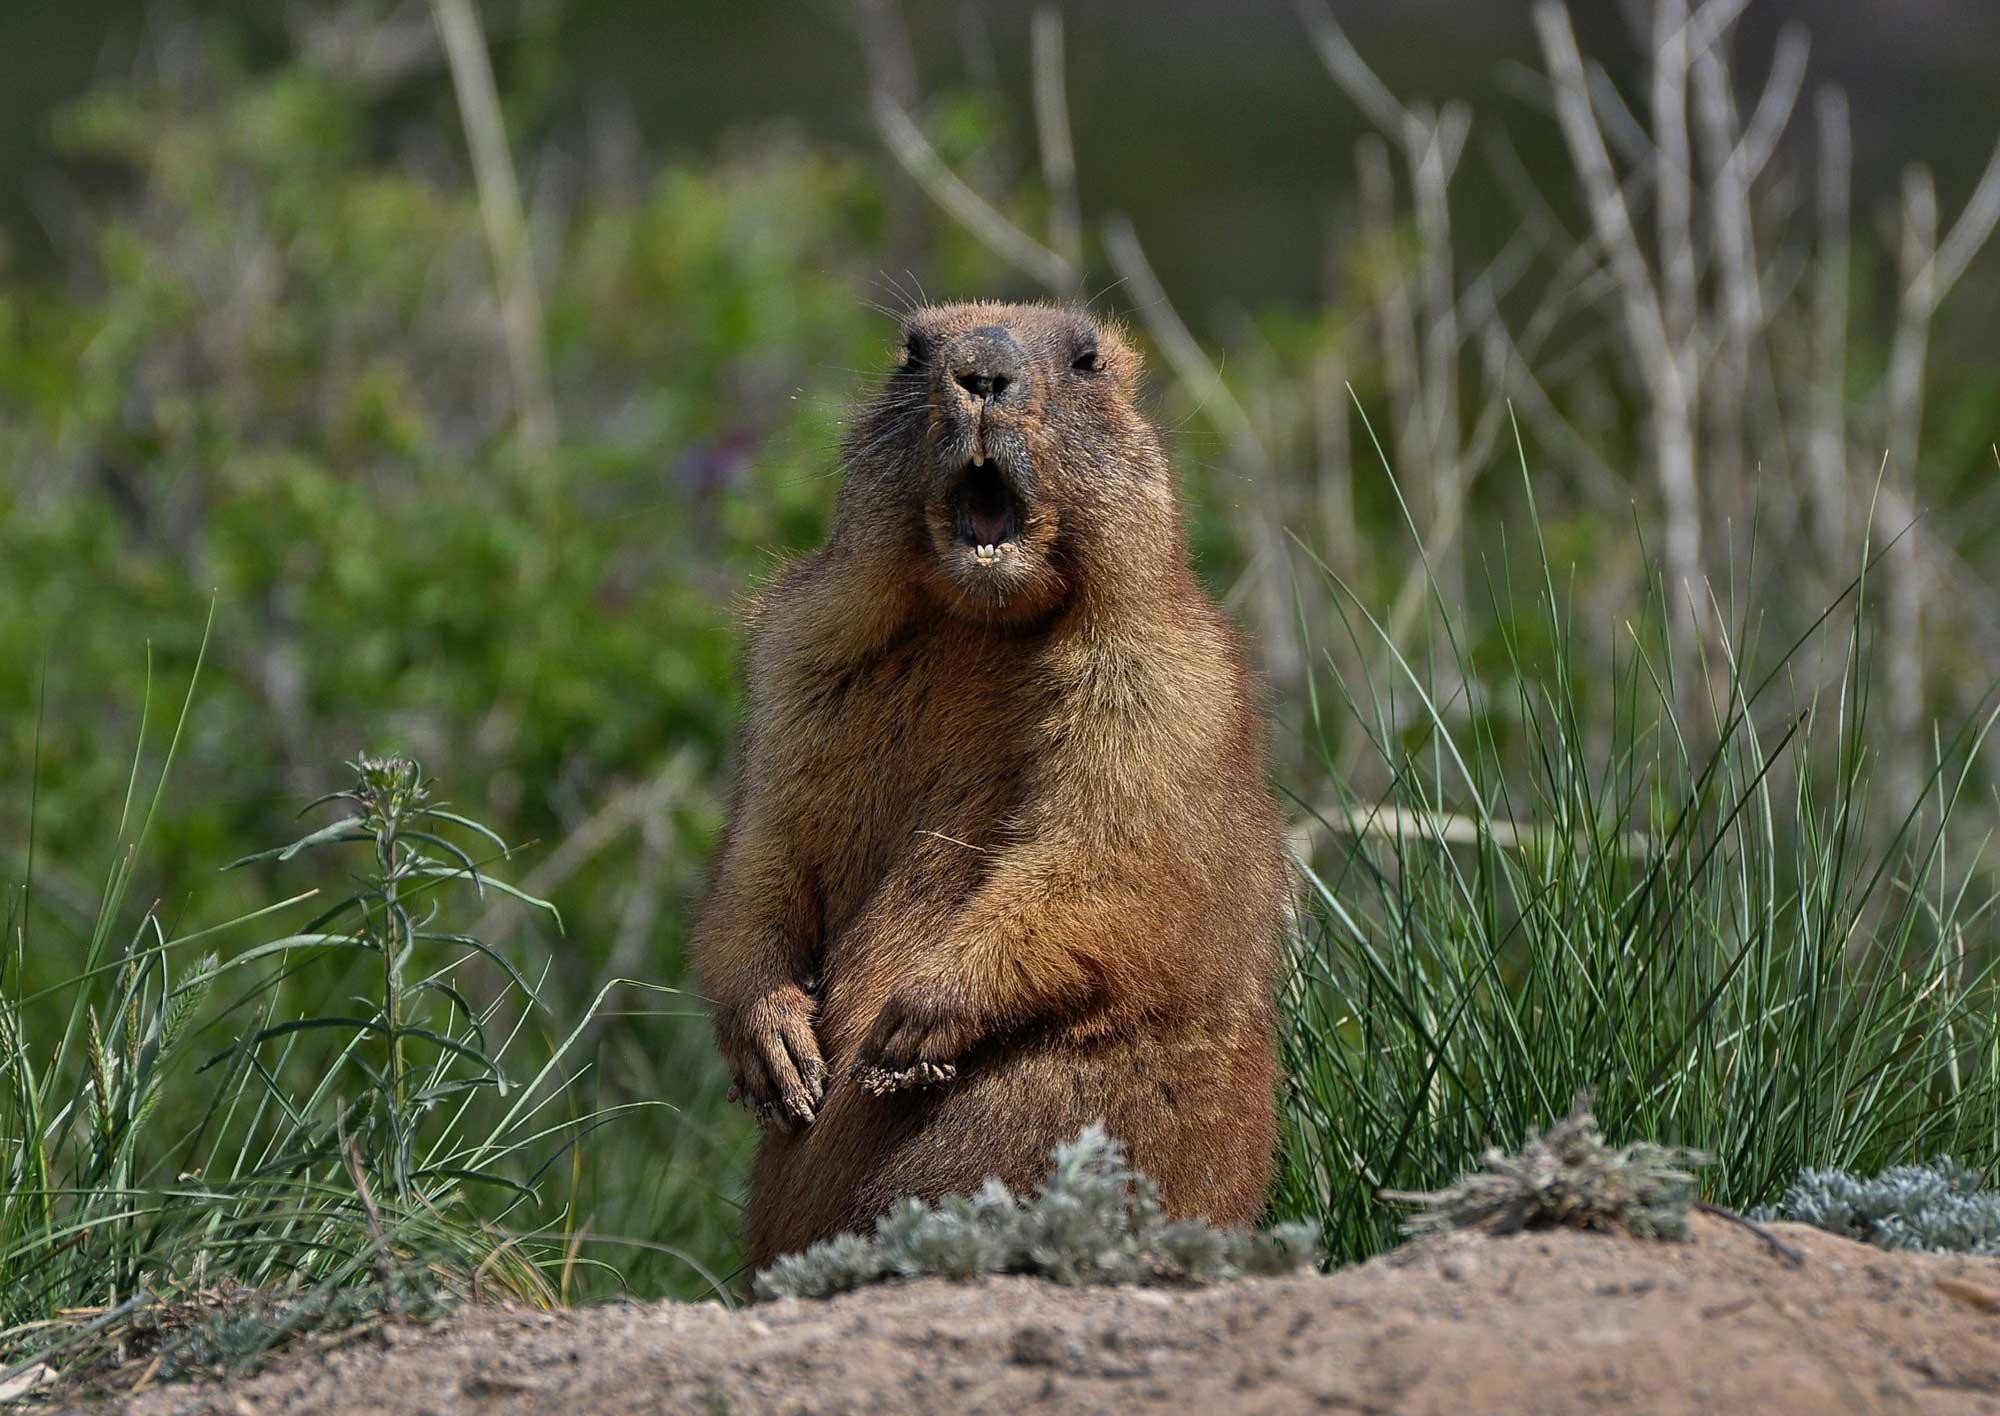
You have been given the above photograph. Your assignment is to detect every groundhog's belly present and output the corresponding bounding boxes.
[744,999,1278,1269]
[745,647,1276,1270]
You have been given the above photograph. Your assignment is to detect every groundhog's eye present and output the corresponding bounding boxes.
[899,330,932,372]
[1071,346,1101,373]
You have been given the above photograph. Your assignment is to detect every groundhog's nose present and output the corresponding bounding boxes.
[948,326,1026,404]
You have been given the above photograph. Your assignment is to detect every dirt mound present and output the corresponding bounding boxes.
[101,1215,2000,1415]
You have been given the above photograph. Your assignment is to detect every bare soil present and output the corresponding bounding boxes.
[93,1215,2000,1415]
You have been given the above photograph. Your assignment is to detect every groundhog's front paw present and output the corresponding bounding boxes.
[850,988,974,1096]
[718,984,827,1131]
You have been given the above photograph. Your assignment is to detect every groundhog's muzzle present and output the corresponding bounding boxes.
[935,325,1036,559]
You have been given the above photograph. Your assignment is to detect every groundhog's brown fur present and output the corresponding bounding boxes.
[695,301,1289,1274]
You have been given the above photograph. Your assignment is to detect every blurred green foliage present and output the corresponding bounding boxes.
[0,36,910,1293]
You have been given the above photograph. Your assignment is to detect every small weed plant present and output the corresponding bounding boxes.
[1388,1094,1706,1241]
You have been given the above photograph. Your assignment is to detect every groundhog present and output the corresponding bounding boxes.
[695,301,1289,1274]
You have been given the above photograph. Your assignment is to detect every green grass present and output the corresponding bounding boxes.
[1272,437,2000,1265]
[0,644,700,1391]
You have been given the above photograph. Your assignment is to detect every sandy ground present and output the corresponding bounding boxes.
[89,1214,2000,1415]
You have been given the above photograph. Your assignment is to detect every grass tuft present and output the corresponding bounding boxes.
[1274,425,2000,1265]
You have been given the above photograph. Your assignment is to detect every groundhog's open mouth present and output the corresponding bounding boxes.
[952,459,1024,560]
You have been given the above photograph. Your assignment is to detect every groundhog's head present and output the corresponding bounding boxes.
[838,301,1178,625]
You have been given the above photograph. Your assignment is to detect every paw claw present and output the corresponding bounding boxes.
[849,1058,958,1096]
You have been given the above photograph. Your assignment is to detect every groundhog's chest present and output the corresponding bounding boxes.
[771,623,1042,931]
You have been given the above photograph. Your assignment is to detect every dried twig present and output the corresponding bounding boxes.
[1695,1201,1807,1268]
[1353,136,1423,488]
[1806,86,1851,564]
[1691,26,1761,509]
[429,0,556,455]
[1879,133,2000,808]
[1030,8,1083,278]
[847,0,918,110]
[1298,0,1466,599]
[1932,137,2000,297]
[1733,24,1810,184]
[1312,344,1357,586]
[472,751,701,948]
[1100,217,1262,467]
[871,94,1078,294]
[1534,1,1705,704]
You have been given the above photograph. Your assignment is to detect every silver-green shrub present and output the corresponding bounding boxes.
[753,1125,1319,1300]
[1759,1159,2000,1255]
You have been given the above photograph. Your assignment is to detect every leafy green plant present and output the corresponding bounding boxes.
[225,752,561,1205]
[1,710,643,1388]
[754,1125,1319,1301]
